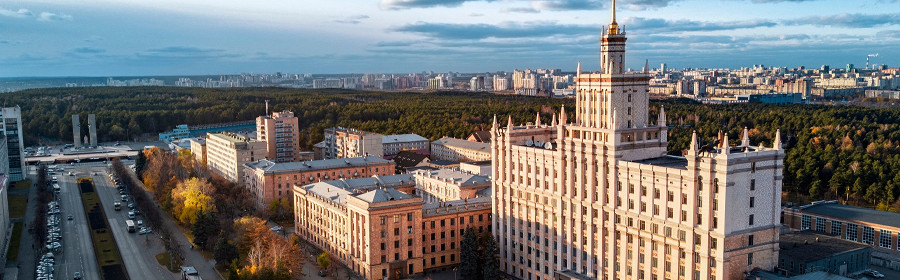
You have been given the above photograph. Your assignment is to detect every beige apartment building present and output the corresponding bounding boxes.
[293,170,492,280]
[324,127,428,160]
[430,137,491,162]
[205,132,266,183]
[491,3,785,280]
[324,127,384,159]
[189,138,206,165]
[257,110,302,163]
[244,156,394,207]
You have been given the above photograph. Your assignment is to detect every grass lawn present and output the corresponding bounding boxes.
[8,195,27,219]
[13,180,30,189]
[6,222,23,261]
[156,252,183,272]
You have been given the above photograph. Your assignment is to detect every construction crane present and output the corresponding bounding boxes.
[867,53,879,69]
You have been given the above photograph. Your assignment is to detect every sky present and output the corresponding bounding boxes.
[1,0,899,77]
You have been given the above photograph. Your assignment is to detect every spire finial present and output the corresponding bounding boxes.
[535,112,541,126]
[611,0,617,24]
[551,112,557,126]
[609,0,618,34]
[507,115,513,129]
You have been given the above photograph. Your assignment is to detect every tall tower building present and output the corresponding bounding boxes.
[491,1,784,280]
[256,110,301,163]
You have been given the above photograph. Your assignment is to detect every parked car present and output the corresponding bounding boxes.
[74,271,82,280]
[67,215,73,221]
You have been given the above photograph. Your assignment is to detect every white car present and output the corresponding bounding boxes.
[138,227,152,235]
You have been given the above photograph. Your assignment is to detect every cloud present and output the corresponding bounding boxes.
[623,17,776,32]
[134,46,242,61]
[72,47,106,54]
[747,0,818,2]
[379,0,493,10]
[530,0,681,11]
[502,7,541,13]
[84,36,104,43]
[784,13,900,28]
[395,21,597,40]
[469,13,484,17]
[621,0,683,10]
[334,15,370,24]
[531,0,603,11]
[37,12,73,21]
[877,30,900,38]
[0,7,32,18]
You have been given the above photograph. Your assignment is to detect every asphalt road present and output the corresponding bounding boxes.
[55,165,100,280]
[82,164,174,280]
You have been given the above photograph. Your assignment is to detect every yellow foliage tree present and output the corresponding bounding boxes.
[171,178,214,225]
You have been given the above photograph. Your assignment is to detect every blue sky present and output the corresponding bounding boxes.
[1,0,899,77]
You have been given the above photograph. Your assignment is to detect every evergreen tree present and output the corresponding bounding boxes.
[192,210,220,250]
[482,233,500,280]
[460,228,480,280]
[214,234,238,268]
[135,151,147,179]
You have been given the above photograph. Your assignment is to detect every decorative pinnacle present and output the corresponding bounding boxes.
[689,130,698,151]
[741,127,750,147]
[774,129,782,150]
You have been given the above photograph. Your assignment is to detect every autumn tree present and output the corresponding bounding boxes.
[171,178,215,225]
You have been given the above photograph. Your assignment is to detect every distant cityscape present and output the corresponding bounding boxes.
[3,62,899,104]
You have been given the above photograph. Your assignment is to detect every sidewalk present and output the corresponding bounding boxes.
[9,171,40,280]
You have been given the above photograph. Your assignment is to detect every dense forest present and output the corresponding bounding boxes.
[3,86,900,210]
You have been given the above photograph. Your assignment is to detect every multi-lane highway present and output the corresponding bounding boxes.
[76,163,175,280]
[55,165,100,280]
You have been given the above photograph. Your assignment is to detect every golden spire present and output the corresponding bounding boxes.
[608,0,618,35]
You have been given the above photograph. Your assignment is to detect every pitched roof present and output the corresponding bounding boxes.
[468,131,492,143]
[356,188,412,203]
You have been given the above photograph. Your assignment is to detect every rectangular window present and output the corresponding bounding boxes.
[748,235,754,246]
[749,214,754,226]
[880,230,892,249]
[801,215,810,230]
[831,221,842,236]
[862,226,875,245]
[847,223,858,242]
[750,179,755,190]
[747,253,753,265]
[815,217,826,233]
[749,197,755,208]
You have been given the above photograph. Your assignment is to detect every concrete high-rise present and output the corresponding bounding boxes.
[88,114,97,148]
[490,1,784,279]
[0,107,23,181]
[256,110,301,163]
[72,114,81,149]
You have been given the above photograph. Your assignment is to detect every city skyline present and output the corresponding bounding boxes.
[1,0,899,77]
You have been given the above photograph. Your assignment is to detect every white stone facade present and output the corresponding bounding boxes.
[490,3,784,280]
